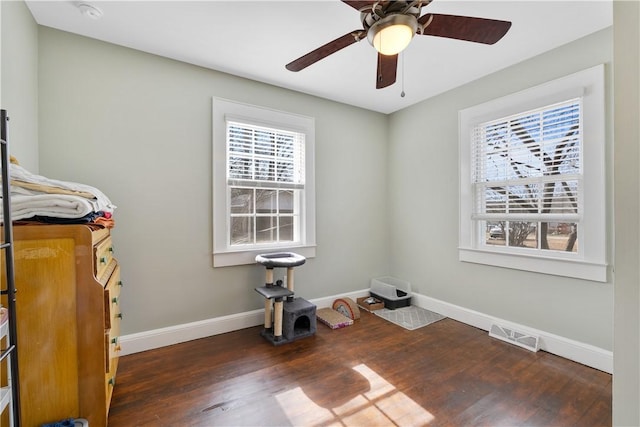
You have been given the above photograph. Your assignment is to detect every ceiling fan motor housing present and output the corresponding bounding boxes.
[361,1,423,30]
[361,1,423,55]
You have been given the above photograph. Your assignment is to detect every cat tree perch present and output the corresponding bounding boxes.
[254,252,316,345]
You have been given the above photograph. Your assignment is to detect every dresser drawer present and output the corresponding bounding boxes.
[104,264,121,376]
[103,261,121,329]
[105,305,121,408]
[94,236,114,279]
[104,332,118,410]
[106,323,121,374]
[104,319,121,374]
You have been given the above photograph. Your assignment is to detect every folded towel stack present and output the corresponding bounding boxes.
[0,158,116,227]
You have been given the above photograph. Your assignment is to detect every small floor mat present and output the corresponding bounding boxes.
[375,305,446,331]
[317,307,353,329]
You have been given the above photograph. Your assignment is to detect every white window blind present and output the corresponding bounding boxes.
[226,121,305,189]
[471,99,582,223]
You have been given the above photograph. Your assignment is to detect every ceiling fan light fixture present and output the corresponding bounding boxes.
[368,14,418,56]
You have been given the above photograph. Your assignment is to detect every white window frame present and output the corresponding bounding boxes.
[212,98,316,267]
[459,64,607,282]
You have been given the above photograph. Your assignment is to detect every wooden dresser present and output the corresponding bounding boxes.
[1,224,121,427]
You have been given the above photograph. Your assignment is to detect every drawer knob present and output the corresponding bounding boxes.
[112,297,119,305]
[118,280,123,287]
[108,377,116,386]
[100,256,107,264]
[108,246,114,253]
[111,336,119,345]
[116,313,123,319]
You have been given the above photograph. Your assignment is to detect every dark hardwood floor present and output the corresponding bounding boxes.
[108,310,611,427]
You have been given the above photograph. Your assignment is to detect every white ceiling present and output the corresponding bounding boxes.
[25,0,612,114]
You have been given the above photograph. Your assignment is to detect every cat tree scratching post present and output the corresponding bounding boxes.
[254,252,311,345]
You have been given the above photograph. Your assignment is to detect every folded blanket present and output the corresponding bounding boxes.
[0,194,96,222]
[11,180,96,199]
[6,162,116,213]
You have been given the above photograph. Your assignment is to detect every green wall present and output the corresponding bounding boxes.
[0,0,38,171]
[37,27,390,334]
[388,28,614,351]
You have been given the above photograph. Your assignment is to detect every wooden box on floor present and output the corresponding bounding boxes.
[356,296,384,312]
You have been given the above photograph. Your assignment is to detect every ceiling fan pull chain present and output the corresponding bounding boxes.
[401,52,406,98]
[377,31,383,82]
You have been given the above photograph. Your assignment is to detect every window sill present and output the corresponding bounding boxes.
[213,245,316,268]
[458,247,607,282]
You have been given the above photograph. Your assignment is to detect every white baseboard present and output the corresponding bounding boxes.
[119,309,264,356]
[119,289,369,356]
[411,293,613,374]
[120,289,612,374]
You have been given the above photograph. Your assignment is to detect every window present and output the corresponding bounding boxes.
[459,65,606,281]
[213,98,316,267]
[227,122,303,246]
[474,99,581,252]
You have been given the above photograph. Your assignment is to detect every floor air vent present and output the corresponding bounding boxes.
[489,323,540,352]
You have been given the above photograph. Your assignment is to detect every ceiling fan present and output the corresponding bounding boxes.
[285,0,512,89]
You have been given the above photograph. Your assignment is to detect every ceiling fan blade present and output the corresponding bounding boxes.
[419,14,512,45]
[376,53,397,89]
[341,1,377,12]
[286,30,365,72]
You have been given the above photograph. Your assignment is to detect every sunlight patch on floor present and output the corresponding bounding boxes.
[275,387,336,425]
[275,363,435,426]
[353,364,396,400]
